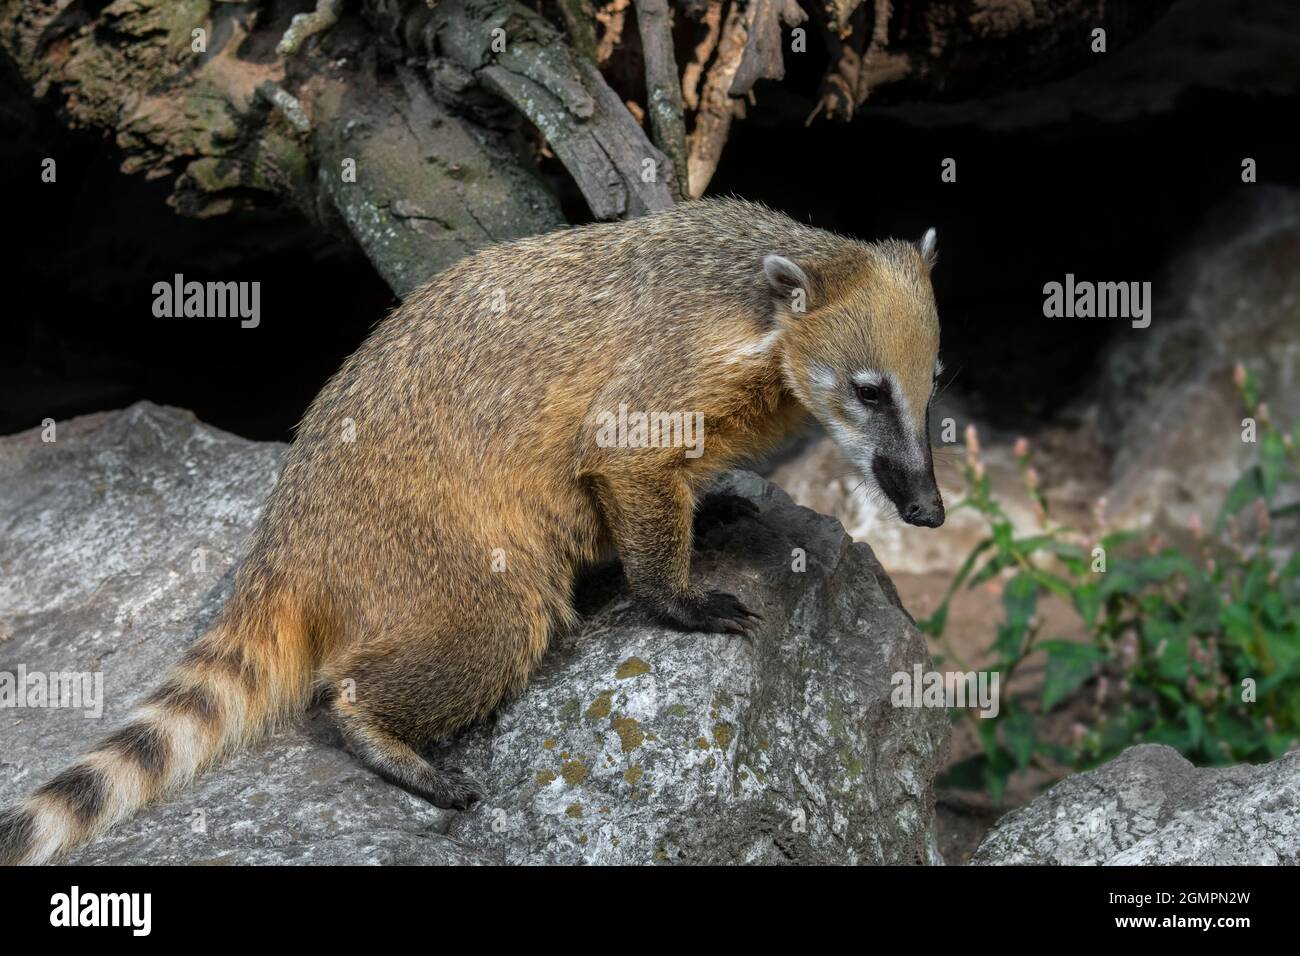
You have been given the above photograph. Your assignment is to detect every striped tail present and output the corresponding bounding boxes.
[0,595,314,865]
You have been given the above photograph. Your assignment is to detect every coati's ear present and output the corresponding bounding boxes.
[763,254,812,313]
[917,228,938,270]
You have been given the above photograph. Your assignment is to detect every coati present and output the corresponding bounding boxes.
[0,198,945,864]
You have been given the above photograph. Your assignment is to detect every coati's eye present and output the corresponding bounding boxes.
[856,384,881,406]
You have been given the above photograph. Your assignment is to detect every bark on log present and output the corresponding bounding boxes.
[0,0,568,294]
[382,0,677,217]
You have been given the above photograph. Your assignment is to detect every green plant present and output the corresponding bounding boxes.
[922,364,1300,803]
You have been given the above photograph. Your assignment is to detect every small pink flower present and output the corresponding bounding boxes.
[1014,436,1030,458]
[1233,362,1246,388]
[1188,513,1203,540]
[1093,496,1108,528]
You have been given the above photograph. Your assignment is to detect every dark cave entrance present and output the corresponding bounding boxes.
[1,60,1295,441]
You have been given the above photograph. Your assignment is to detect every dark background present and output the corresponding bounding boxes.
[2,0,1297,442]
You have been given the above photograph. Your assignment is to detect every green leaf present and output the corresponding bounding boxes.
[992,520,1014,554]
[1239,365,1259,409]
[1145,722,1193,753]
[1184,705,1205,748]
[919,603,948,637]
[1001,707,1036,770]
[921,539,996,636]
[1028,567,1075,601]
[983,751,1013,806]
[969,551,1015,588]
[994,572,1039,661]
[1072,582,1102,627]
[1015,536,1086,562]
[1153,682,1186,707]
[1280,550,1300,582]
[1220,601,1256,650]
[1098,529,1142,551]
[1040,640,1106,711]
[1151,622,1191,682]
[1216,465,1264,532]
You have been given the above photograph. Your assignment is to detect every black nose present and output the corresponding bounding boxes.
[902,499,945,528]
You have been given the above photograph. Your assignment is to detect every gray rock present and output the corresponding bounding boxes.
[970,744,1300,865]
[1095,187,1300,534]
[0,403,948,864]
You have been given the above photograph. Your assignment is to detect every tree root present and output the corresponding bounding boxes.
[277,0,345,56]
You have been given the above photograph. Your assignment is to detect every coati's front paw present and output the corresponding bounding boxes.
[660,590,763,637]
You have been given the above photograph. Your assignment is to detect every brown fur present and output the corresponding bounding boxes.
[0,198,939,863]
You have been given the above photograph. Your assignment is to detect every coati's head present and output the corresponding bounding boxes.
[766,230,945,528]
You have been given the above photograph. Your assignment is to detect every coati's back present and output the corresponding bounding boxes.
[302,197,854,441]
[258,197,858,592]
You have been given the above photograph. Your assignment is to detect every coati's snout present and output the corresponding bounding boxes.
[872,454,945,528]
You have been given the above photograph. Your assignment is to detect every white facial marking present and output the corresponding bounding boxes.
[851,369,884,389]
[808,361,838,398]
[885,371,913,424]
[730,328,782,362]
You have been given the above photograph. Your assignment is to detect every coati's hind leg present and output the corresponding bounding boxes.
[330,696,481,810]
[322,632,497,811]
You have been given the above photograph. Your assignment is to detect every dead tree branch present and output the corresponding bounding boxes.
[686,0,747,198]
[633,0,689,199]
[384,0,677,216]
[729,0,807,97]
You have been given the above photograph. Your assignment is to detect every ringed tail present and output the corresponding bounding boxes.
[0,585,313,865]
